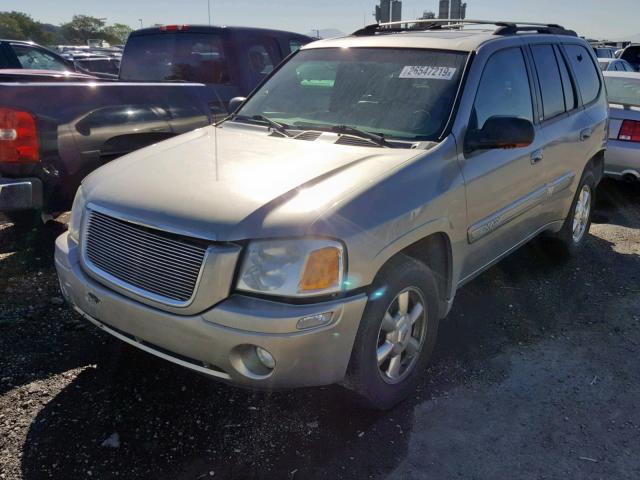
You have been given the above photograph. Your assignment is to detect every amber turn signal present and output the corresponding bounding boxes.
[299,247,342,292]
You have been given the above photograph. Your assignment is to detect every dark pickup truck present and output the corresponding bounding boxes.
[0,81,213,223]
[0,26,313,223]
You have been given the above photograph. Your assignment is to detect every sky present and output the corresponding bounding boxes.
[7,0,639,40]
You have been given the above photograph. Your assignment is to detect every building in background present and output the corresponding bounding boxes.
[438,0,450,19]
[419,10,436,19]
[375,0,402,23]
[450,0,467,19]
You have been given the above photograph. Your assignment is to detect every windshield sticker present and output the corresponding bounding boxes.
[399,66,457,80]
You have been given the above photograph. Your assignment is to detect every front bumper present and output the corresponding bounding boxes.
[55,232,368,389]
[0,177,42,212]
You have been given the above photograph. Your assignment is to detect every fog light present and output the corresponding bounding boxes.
[297,311,333,330]
[255,347,276,369]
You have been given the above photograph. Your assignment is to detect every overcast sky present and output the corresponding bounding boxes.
[7,0,638,40]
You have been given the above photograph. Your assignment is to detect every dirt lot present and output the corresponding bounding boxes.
[0,180,639,480]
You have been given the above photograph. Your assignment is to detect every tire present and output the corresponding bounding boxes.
[543,170,596,257]
[343,257,440,410]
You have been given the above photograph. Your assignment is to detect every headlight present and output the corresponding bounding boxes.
[236,238,344,297]
[68,186,87,242]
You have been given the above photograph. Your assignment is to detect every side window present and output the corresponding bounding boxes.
[11,44,68,71]
[471,47,533,130]
[531,45,565,120]
[555,45,577,111]
[245,39,280,83]
[289,40,303,54]
[565,44,601,105]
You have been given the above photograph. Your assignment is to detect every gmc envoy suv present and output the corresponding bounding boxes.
[55,20,608,409]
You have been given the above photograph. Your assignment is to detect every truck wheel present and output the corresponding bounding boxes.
[344,257,440,410]
[544,171,595,257]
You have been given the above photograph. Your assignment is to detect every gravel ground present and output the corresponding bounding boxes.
[0,179,638,480]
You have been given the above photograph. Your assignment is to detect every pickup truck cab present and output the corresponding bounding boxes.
[55,20,607,409]
[119,25,314,112]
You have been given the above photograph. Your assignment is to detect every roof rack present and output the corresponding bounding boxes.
[352,19,577,37]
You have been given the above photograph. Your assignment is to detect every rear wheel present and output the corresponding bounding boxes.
[543,171,595,257]
[344,257,440,410]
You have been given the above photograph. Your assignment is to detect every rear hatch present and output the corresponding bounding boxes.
[620,45,640,71]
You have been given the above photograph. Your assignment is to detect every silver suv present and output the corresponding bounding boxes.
[55,20,608,409]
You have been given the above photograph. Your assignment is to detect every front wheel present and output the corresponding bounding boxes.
[344,257,440,410]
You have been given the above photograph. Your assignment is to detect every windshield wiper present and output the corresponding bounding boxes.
[295,122,396,148]
[332,125,397,148]
[230,114,292,137]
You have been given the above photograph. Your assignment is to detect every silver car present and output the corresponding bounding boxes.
[55,20,608,409]
[603,71,640,181]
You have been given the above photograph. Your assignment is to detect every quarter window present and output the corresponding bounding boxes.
[555,45,577,111]
[532,45,565,120]
[471,48,533,130]
[565,44,601,105]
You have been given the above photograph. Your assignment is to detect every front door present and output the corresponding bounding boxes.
[459,46,548,280]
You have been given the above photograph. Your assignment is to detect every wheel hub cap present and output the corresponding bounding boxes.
[572,185,591,243]
[376,287,428,384]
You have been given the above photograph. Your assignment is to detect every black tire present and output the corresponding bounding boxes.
[542,170,596,257]
[343,257,440,410]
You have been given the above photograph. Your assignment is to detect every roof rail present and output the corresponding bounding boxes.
[352,19,577,37]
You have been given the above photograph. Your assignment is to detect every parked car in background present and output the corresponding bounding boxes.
[603,71,640,182]
[0,82,214,224]
[55,20,607,410]
[598,58,635,72]
[0,39,75,72]
[619,44,640,71]
[592,45,617,58]
[74,56,121,77]
[119,25,314,111]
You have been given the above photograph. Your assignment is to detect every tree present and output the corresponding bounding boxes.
[0,11,56,44]
[103,23,133,44]
[60,15,107,44]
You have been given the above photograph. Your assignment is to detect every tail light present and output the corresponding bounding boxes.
[0,107,40,163]
[159,25,189,32]
[618,119,640,142]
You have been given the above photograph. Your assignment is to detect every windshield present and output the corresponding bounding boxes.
[119,33,231,84]
[237,47,468,141]
[605,75,640,107]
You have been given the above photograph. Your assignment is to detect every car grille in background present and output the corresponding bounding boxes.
[84,210,207,303]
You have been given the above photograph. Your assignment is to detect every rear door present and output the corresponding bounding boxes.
[526,42,586,225]
[458,45,549,279]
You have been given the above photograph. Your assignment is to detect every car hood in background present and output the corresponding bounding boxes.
[82,124,423,241]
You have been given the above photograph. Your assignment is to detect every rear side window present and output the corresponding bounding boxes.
[472,47,533,129]
[11,44,68,71]
[531,45,565,120]
[555,45,577,111]
[565,44,601,105]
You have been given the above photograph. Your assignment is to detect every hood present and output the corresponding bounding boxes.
[82,123,422,240]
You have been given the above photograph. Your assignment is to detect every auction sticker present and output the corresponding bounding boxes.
[399,66,457,80]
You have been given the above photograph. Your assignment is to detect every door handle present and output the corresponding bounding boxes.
[580,128,592,141]
[530,149,544,165]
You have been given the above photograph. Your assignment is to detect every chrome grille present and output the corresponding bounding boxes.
[84,210,207,303]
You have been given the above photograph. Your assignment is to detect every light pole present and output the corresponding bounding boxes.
[138,19,143,28]
[207,0,212,25]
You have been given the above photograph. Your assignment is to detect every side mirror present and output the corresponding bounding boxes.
[228,97,247,113]
[465,116,535,152]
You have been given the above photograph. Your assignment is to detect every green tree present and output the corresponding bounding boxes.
[103,23,133,44]
[0,11,55,44]
[60,15,107,44]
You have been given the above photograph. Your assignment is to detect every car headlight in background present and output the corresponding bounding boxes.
[68,186,87,242]
[236,238,344,297]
